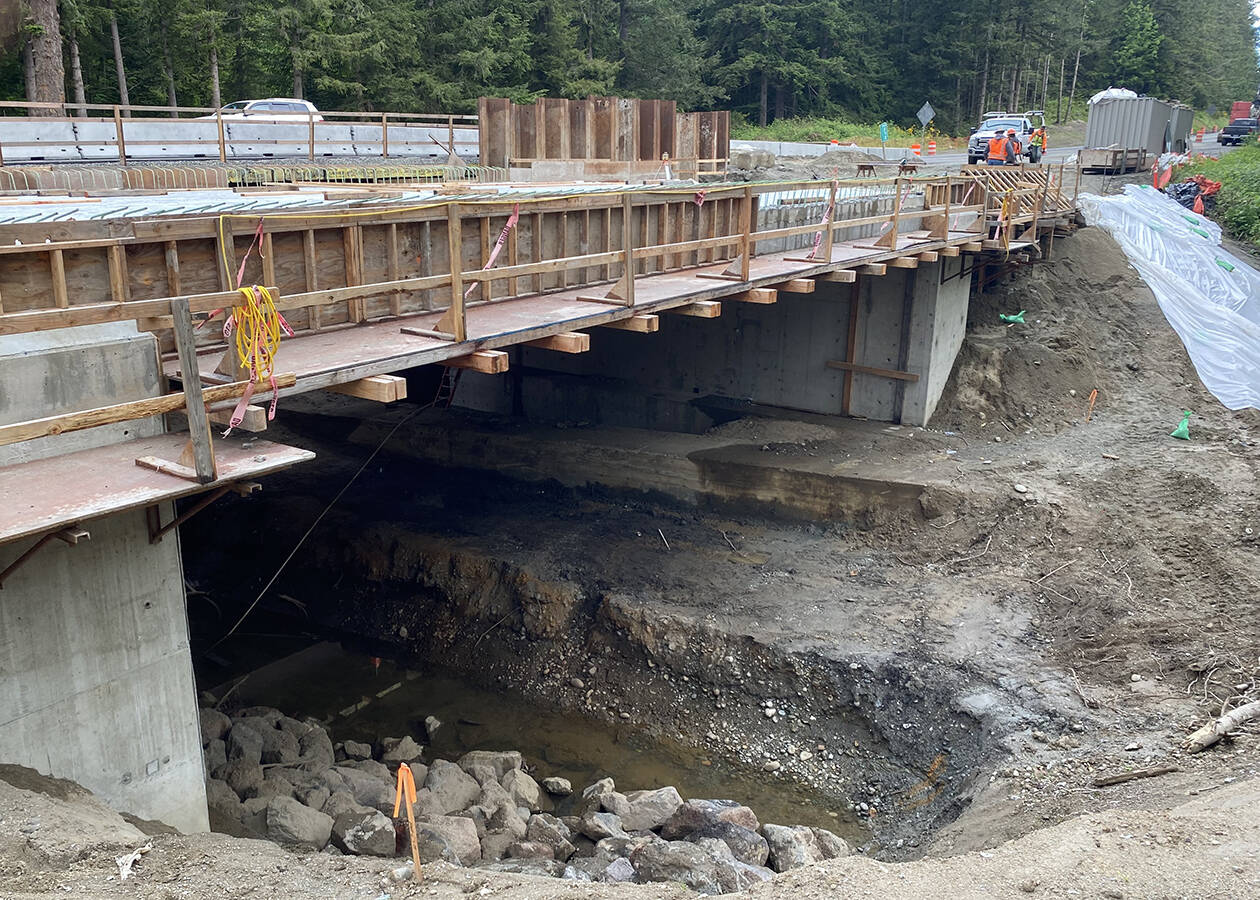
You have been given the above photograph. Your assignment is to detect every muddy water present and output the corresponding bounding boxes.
[214,641,858,838]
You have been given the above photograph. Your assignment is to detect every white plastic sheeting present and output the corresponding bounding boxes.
[1078,185,1260,410]
[1090,88,1139,104]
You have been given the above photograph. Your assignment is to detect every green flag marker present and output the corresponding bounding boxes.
[1216,258,1236,272]
[1170,410,1192,440]
[999,310,1025,324]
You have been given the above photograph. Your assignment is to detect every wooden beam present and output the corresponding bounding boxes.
[445,350,509,374]
[0,374,296,448]
[208,405,267,433]
[858,263,887,276]
[527,332,590,353]
[938,246,961,257]
[776,279,816,293]
[731,288,777,304]
[962,242,984,252]
[817,269,857,283]
[170,297,216,484]
[825,359,920,382]
[600,314,659,333]
[668,301,721,318]
[326,374,408,403]
[916,250,939,263]
[887,257,919,269]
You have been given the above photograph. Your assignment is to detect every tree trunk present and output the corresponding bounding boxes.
[773,83,786,121]
[69,32,87,116]
[977,41,991,119]
[209,45,222,109]
[24,0,66,114]
[1041,54,1051,111]
[21,43,35,103]
[291,33,304,99]
[758,71,768,127]
[1067,45,1082,123]
[618,0,629,46]
[110,10,131,116]
[162,32,179,116]
[1056,56,1066,124]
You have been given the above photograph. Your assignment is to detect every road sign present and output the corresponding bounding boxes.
[879,122,889,142]
[1207,104,1217,117]
[917,102,935,127]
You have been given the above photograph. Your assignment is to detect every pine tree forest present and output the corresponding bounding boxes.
[2,0,1257,133]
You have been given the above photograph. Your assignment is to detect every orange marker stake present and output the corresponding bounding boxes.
[394,763,422,881]
[1086,388,1098,423]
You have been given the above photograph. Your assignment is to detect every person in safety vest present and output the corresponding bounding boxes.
[1005,129,1021,164]
[1029,127,1045,162]
[986,131,1010,166]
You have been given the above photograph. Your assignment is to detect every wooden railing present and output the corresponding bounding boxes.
[0,172,1074,475]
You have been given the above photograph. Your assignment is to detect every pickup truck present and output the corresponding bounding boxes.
[1218,118,1258,145]
[967,115,1036,165]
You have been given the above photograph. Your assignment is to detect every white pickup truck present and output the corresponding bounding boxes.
[966,111,1043,165]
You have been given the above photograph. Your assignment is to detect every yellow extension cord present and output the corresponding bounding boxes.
[227,285,283,384]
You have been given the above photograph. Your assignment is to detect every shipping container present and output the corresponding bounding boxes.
[1231,101,1253,121]
[1085,96,1193,155]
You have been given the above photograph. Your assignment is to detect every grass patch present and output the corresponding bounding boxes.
[1182,144,1260,246]
[730,116,970,150]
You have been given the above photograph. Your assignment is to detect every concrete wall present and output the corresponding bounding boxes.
[0,324,209,833]
[456,257,971,431]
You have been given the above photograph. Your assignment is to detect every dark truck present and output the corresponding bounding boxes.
[1218,118,1258,145]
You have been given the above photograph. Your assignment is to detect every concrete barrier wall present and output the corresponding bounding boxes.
[0,324,208,833]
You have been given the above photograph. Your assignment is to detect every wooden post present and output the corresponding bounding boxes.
[447,203,467,340]
[621,192,636,307]
[381,113,389,158]
[49,249,68,308]
[113,105,127,165]
[842,277,860,415]
[216,111,226,163]
[308,110,316,161]
[387,223,401,316]
[170,296,217,484]
[821,180,838,262]
[943,175,952,237]
[448,116,455,158]
[303,230,321,331]
[740,185,753,281]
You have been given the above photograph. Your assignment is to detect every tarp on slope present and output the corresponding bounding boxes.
[1078,184,1260,410]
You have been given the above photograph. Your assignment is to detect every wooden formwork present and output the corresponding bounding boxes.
[0,171,1082,530]
[478,97,729,174]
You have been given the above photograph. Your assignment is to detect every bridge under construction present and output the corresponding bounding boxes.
[0,147,1077,831]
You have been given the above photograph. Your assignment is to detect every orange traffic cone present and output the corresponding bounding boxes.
[927,140,937,155]
[911,144,921,156]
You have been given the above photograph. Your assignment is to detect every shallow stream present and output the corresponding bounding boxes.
[209,640,857,837]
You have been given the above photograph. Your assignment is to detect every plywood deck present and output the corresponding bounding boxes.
[0,433,315,544]
[170,230,986,394]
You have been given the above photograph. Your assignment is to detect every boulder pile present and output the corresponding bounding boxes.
[201,705,850,894]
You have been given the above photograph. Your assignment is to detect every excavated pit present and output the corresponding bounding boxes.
[183,406,1050,859]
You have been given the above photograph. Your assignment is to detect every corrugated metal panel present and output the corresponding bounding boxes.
[1169,105,1194,152]
[1085,97,1174,154]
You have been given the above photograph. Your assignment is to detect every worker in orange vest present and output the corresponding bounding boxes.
[1005,129,1022,165]
[986,131,1010,166]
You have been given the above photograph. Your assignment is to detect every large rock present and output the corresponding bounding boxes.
[729,147,776,170]
[259,727,300,765]
[226,721,265,765]
[685,821,769,866]
[478,780,513,810]
[276,716,312,739]
[476,859,565,877]
[265,796,333,848]
[332,766,395,815]
[578,811,629,841]
[220,758,263,799]
[507,840,554,860]
[621,787,683,831]
[575,778,615,816]
[298,725,335,771]
[456,805,491,840]
[631,839,734,895]
[464,764,499,787]
[412,828,463,866]
[342,759,393,784]
[296,784,330,812]
[423,760,481,815]
[236,706,283,724]
[692,838,774,890]
[660,799,760,840]
[199,708,231,744]
[599,791,632,819]
[480,830,516,861]
[205,777,244,831]
[381,736,424,764]
[321,790,373,821]
[203,739,227,777]
[416,815,481,866]
[331,811,396,857]
[526,813,575,861]
[762,823,822,872]
[341,740,373,761]
[502,769,548,813]
[810,827,850,859]
[457,750,523,779]
[541,777,572,797]
[488,802,528,839]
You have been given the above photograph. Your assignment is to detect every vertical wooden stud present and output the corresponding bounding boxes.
[107,244,130,303]
[446,203,467,341]
[164,240,182,296]
[621,192,636,308]
[303,229,321,331]
[170,296,217,484]
[387,223,401,316]
[49,249,68,308]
